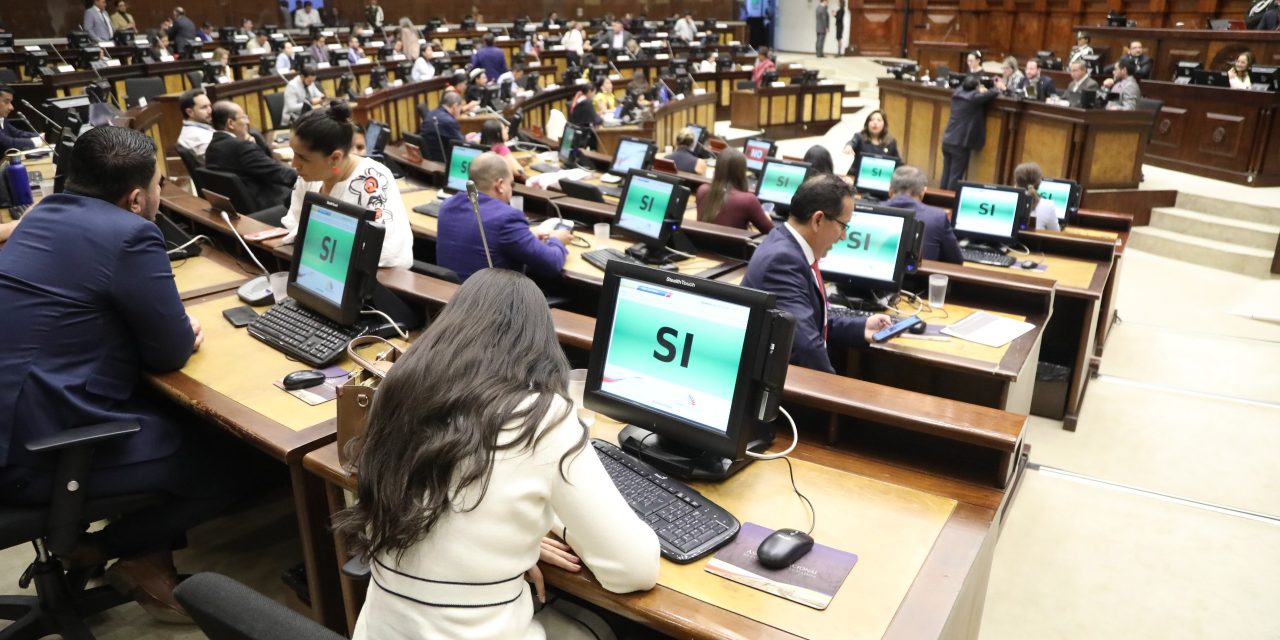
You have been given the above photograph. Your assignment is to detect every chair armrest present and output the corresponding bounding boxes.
[25,421,141,455]
[342,554,370,580]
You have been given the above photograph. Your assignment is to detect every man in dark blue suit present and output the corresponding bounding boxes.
[418,90,465,162]
[742,174,893,374]
[0,85,44,151]
[940,75,999,190]
[437,152,570,281]
[0,127,260,623]
[883,165,963,264]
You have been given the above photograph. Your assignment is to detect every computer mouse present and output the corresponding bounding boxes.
[283,369,327,391]
[909,320,927,334]
[756,528,815,570]
[1020,259,1039,269]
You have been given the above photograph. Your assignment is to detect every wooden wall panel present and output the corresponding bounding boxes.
[4,0,735,38]
[850,2,902,57]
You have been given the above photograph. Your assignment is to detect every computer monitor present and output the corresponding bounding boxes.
[819,201,917,297]
[754,159,812,214]
[609,137,657,177]
[444,142,486,194]
[849,151,901,200]
[1173,61,1201,83]
[685,123,708,146]
[1191,69,1229,87]
[0,33,14,49]
[558,124,583,165]
[1035,177,1081,228]
[1249,66,1278,91]
[614,169,691,264]
[742,137,775,174]
[364,120,389,157]
[287,192,385,326]
[584,261,796,480]
[952,181,1030,249]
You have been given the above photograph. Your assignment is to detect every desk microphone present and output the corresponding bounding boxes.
[465,180,494,269]
[20,100,62,131]
[430,114,448,165]
[219,211,276,305]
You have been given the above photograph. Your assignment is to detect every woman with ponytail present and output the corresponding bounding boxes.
[1013,161,1060,231]
[284,100,414,268]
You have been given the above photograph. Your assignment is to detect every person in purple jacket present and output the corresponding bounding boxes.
[436,152,571,282]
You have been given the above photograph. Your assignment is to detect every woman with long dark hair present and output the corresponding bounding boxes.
[803,144,835,174]
[1013,161,1060,231]
[842,109,900,159]
[695,148,773,232]
[336,269,659,639]
[479,118,525,178]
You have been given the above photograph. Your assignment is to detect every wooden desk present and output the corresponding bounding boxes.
[730,83,846,139]
[912,41,985,78]
[694,67,805,120]
[878,78,1152,190]
[350,77,450,142]
[1078,25,1280,83]
[848,265,1052,416]
[1140,81,1280,187]
[922,234,1114,431]
[206,75,288,135]
[297,271,1028,638]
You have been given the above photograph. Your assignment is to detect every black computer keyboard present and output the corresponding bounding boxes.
[598,184,622,198]
[961,248,1017,267]
[582,247,643,271]
[247,298,363,367]
[530,162,561,174]
[592,439,739,563]
[829,305,873,319]
[412,201,442,217]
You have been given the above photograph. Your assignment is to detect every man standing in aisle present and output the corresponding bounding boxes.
[815,0,830,58]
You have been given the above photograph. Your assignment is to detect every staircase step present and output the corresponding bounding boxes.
[1128,227,1275,278]
[1173,192,1280,226]
[1149,207,1280,251]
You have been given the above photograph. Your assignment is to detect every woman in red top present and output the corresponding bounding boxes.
[695,149,774,233]
[752,46,776,86]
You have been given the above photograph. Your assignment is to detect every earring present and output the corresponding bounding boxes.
[332,165,340,175]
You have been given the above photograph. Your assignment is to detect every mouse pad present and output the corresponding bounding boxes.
[271,365,352,406]
[704,522,858,610]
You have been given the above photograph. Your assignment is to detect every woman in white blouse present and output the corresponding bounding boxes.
[336,269,660,639]
[1228,51,1253,90]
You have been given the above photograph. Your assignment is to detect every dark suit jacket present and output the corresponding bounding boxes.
[569,96,602,129]
[883,194,963,265]
[436,192,568,282]
[205,131,297,212]
[0,119,41,151]
[1011,74,1057,100]
[1062,77,1101,108]
[418,105,463,162]
[168,15,198,52]
[941,86,1000,150]
[0,193,195,468]
[741,227,867,374]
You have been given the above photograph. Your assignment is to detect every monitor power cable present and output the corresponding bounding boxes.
[743,406,816,535]
[360,308,409,340]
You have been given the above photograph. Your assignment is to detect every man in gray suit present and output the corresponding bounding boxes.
[1102,58,1141,111]
[815,0,830,58]
[166,7,198,54]
[940,75,999,190]
[1061,59,1100,108]
[83,0,114,43]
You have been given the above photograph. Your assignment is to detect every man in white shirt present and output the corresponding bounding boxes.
[245,31,270,54]
[282,65,324,125]
[561,22,585,56]
[697,52,717,73]
[84,0,114,43]
[175,88,214,158]
[275,42,295,75]
[673,12,697,43]
[411,45,437,82]
[294,1,323,29]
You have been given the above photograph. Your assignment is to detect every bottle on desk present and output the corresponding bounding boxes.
[4,151,33,215]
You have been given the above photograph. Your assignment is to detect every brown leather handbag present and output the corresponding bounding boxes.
[335,336,403,467]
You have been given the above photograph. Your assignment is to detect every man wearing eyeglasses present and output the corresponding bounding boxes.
[741,173,893,374]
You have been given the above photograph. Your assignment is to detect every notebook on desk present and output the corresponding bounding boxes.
[705,522,858,610]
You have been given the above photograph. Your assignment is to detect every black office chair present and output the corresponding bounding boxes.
[0,421,166,639]
[173,572,345,640]
[187,69,204,89]
[176,146,205,196]
[0,69,19,84]
[193,167,287,225]
[123,77,166,108]
[1136,97,1164,144]
[264,92,286,131]
[411,261,462,283]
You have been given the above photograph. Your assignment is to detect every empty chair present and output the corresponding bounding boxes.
[264,92,286,131]
[124,77,166,108]
[174,572,345,640]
